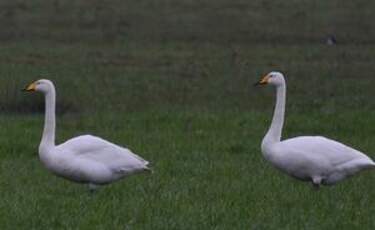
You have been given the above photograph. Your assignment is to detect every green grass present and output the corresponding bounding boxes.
[0,112,375,229]
[0,0,375,229]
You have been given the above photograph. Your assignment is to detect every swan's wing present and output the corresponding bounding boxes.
[56,135,149,172]
[279,136,374,167]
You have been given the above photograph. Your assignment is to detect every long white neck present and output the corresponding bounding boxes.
[40,87,56,149]
[262,82,286,145]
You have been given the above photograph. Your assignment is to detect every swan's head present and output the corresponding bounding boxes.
[23,79,54,94]
[254,71,285,87]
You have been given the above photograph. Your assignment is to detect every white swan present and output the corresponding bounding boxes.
[24,79,150,190]
[255,71,375,188]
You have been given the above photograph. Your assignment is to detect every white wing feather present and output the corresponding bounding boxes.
[53,135,149,183]
[58,135,149,165]
[280,136,372,165]
[266,136,374,184]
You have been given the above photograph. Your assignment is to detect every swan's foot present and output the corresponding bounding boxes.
[144,167,153,174]
[311,182,320,190]
[88,183,100,193]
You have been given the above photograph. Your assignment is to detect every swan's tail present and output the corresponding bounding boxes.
[127,148,152,173]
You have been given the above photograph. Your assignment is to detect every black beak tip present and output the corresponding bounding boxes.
[253,82,260,87]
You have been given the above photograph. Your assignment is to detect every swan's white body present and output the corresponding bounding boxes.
[25,79,150,187]
[40,135,149,185]
[257,72,375,187]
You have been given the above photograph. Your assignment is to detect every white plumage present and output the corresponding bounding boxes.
[24,79,150,189]
[255,71,375,187]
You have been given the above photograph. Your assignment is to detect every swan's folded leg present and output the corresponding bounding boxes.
[311,176,322,190]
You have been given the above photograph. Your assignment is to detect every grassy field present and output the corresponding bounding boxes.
[0,0,375,229]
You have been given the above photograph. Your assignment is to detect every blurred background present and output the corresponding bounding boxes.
[1,1,375,229]
[1,0,375,114]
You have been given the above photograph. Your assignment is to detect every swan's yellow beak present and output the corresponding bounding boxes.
[254,74,270,86]
[23,82,36,92]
